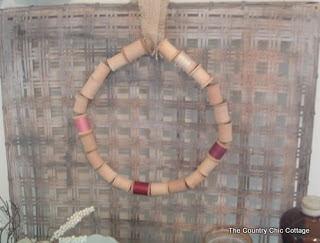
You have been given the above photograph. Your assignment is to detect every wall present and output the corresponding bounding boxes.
[308,44,320,196]
[0,82,10,242]
[0,0,319,9]
[0,83,9,202]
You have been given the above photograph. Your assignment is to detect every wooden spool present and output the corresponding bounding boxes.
[206,82,223,106]
[86,150,104,170]
[185,170,205,189]
[190,64,213,89]
[168,178,188,193]
[150,182,169,196]
[81,75,102,100]
[73,93,88,114]
[208,140,230,161]
[112,175,133,192]
[213,101,231,124]
[79,129,98,153]
[97,163,118,183]
[81,61,111,99]
[122,38,150,63]
[73,38,233,196]
[107,52,129,71]
[197,157,219,177]
[218,121,233,143]
[91,61,111,82]
[131,181,151,196]
[158,38,180,62]
[73,113,97,153]
[173,50,198,74]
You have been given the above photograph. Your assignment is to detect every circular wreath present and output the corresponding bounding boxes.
[73,38,232,196]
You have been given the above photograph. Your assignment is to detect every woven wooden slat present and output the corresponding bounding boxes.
[0,3,319,242]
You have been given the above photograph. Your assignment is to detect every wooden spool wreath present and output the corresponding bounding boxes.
[73,38,232,196]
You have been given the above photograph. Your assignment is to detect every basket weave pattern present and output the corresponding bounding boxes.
[0,3,319,242]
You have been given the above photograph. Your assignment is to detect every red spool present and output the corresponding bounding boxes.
[132,181,150,196]
[208,141,227,160]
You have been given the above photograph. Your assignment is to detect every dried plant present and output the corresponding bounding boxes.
[0,199,95,243]
[0,196,21,243]
[50,206,94,242]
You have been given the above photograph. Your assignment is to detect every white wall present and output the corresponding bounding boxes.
[0,80,10,242]
[0,82,9,202]
[308,44,320,197]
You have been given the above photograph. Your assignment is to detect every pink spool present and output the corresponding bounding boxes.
[75,115,91,133]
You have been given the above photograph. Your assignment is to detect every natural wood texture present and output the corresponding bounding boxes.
[112,175,133,192]
[158,38,180,61]
[150,182,169,196]
[185,170,205,189]
[81,75,103,100]
[86,150,105,169]
[81,61,111,99]
[107,52,129,71]
[92,61,111,82]
[79,130,98,153]
[213,101,230,124]
[168,178,188,193]
[218,121,233,143]
[206,82,223,106]
[122,38,150,63]
[73,93,88,114]
[197,157,219,177]
[97,163,118,183]
[173,50,197,74]
[190,64,213,88]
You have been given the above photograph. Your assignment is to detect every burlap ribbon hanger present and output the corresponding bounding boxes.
[132,0,170,57]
